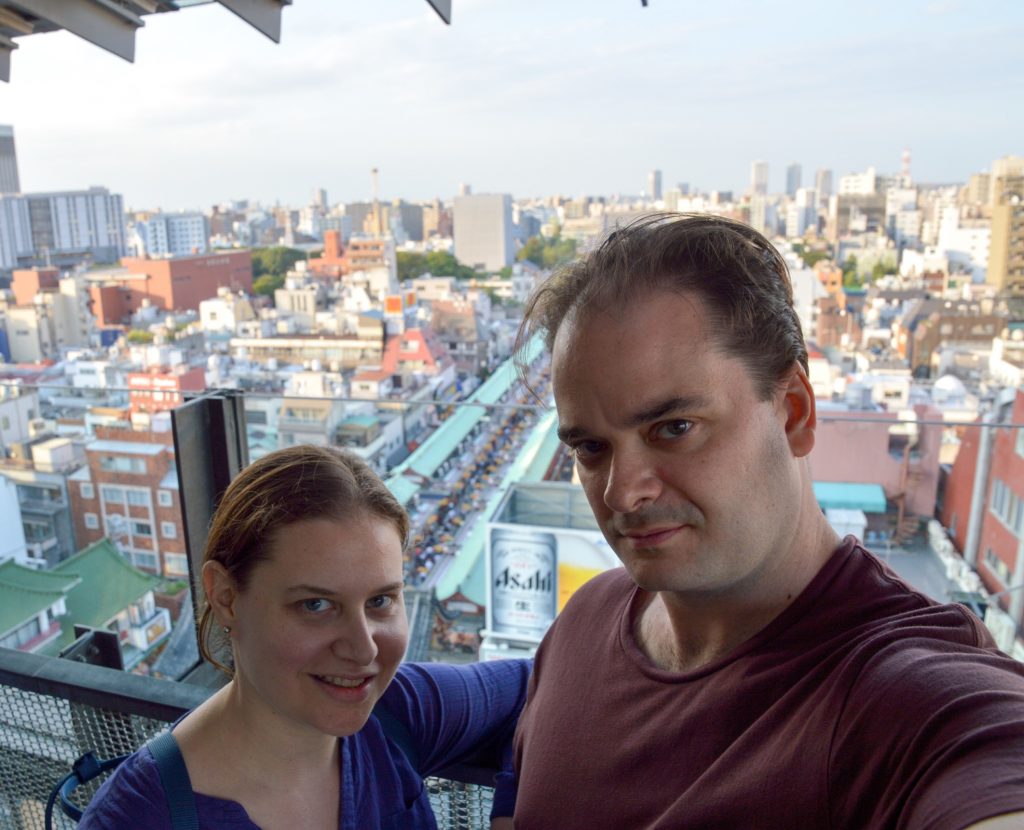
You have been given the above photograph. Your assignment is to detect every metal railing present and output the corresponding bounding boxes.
[0,648,495,830]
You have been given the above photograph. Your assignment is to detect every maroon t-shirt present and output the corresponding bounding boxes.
[513,537,1024,829]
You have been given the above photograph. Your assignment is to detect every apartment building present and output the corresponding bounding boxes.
[68,426,186,578]
[941,388,1024,629]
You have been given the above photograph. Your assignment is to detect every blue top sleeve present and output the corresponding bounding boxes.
[373,658,532,818]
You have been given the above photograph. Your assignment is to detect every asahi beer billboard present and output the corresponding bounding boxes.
[486,523,621,640]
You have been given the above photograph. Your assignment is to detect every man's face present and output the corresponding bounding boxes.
[551,289,805,599]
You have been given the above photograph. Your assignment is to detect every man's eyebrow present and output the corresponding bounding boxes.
[557,396,709,445]
[628,396,709,427]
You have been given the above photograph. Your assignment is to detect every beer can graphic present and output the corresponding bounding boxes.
[490,528,557,638]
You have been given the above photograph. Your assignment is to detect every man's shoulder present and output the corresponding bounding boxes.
[562,566,633,612]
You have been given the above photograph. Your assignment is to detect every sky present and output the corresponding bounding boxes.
[0,0,1021,211]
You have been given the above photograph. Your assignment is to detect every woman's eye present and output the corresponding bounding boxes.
[653,420,692,440]
[301,598,331,613]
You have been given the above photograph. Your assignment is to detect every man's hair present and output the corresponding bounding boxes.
[516,213,808,400]
[198,444,409,674]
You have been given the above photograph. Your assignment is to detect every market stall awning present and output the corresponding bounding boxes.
[813,481,887,514]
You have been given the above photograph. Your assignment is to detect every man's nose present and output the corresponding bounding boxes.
[331,612,379,666]
[603,451,662,514]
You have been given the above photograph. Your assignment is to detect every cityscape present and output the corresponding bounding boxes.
[0,1,1023,824]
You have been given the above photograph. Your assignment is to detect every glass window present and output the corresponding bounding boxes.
[101,486,124,504]
[127,490,149,507]
[132,521,152,537]
[160,521,177,539]
[132,551,158,571]
[84,513,99,529]
[163,552,188,577]
[157,489,173,507]
[80,482,94,499]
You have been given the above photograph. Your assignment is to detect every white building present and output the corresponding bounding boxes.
[750,160,769,195]
[0,187,126,270]
[936,207,990,282]
[453,193,514,272]
[129,212,209,257]
[0,473,29,565]
[838,167,878,196]
[199,287,256,335]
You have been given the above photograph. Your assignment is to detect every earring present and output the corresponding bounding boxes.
[223,626,231,634]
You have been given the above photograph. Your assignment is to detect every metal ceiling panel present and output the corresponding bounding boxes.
[215,0,289,43]
[13,0,142,61]
[425,0,451,24]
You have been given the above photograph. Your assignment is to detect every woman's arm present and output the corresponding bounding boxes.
[373,659,532,817]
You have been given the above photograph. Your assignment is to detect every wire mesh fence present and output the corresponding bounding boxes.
[0,653,497,830]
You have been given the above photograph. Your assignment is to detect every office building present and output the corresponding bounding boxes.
[0,187,126,271]
[453,193,514,272]
[815,169,833,206]
[988,169,1024,295]
[0,125,19,193]
[647,169,663,201]
[87,250,253,324]
[129,212,209,257]
[785,163,802,198]
[750,160,769,196]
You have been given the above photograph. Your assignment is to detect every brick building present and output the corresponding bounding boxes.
[941,388,1024,628]
[127,366,206,416]
[68,425,186,579]
[87,250,253,325]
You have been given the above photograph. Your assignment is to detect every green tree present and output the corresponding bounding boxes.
[871,262,888,282]
[841,255,861,289]
[424,250,477,280]
[517,232,577,269]
[397,251,429,281]
[126,329,154,344]
[801,250,830,268]
[252,273,285,297]
[251,247,306,279]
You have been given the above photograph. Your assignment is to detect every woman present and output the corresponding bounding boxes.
[79,445,530,829]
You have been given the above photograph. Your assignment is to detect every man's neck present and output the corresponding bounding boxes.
[634,519,841,673]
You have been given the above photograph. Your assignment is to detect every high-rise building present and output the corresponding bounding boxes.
[647,169,663,201]
[453,193,514,272]
[0,125,20,194]
[785,163,802,198]
[750,160,769,196]
[0,187,126,271]
[814,169,833,205]
[988,159,1024,294]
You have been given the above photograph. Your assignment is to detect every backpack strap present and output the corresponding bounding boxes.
[147,731,199,830]
[373,707,421,771]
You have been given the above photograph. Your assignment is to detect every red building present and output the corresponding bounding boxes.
[68,425,187,579]
[127,367,206,415]
[89,250,253,324]
[940,389,1024,627]
[11,267,59,305]
[309,231,391,279]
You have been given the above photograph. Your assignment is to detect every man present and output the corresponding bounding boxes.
[511,214,1024,829]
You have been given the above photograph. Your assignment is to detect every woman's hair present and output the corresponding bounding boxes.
[198,444,409,674]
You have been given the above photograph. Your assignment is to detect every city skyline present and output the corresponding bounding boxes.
[0,0,1021,210]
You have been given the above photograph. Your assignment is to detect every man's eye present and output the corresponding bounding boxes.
[368,595,395,610]
[653,420,692,440]
[572,440,604,459]
[301,598,331,613]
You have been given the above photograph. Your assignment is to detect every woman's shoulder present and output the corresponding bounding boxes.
[78,744,171,830]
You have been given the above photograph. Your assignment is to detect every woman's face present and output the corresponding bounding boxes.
[210,513,408,740]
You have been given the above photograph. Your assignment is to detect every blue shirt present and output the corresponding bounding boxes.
[78,659,531,830]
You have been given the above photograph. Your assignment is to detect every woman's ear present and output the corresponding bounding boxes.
[203,560,239,629]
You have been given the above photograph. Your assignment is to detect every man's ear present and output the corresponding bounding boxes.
[203,560,239,629]
[779,363,816,458]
